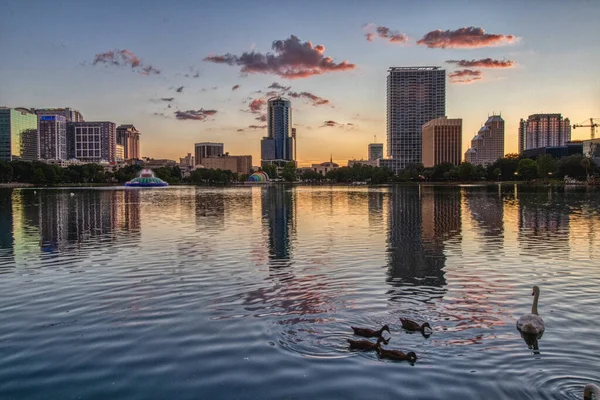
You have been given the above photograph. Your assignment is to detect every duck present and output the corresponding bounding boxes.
[376,343,417,362]
[584,383,600,400]
[347,336,389,351]
[351,324,390,338]
[516,285,545,335]
[400,318,433,335]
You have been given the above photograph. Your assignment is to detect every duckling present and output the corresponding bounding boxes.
[351,324,390,338]
[376,343,418,362]
[400,318,432,335]
[347,336,389,351]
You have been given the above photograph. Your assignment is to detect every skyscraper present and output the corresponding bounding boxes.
[368,142,384,161]
[421,116,462,167]
[39,115,67,161]
[69,121,116,163]
[0,107,39,162]
[464,115,505,166]
[32,107,84,122]
[518,114,571,153]
[384,67,446,172]
[261,97,295,167]
[116,125,141,160]
[194,142,224,165]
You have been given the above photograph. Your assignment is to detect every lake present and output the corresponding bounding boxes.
[0,185,599,399]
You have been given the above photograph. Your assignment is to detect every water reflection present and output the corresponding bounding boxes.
[386,186,461,289]
[262,185,295,264]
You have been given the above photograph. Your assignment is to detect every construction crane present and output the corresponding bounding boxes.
[573,118,600,139]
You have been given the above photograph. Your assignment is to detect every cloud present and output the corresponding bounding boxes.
[248,125,267,129]
[175,86,184,93]
[266,90,279,97]
[153,112,167,117]
[320,120,355,128]
[255,114,267,122]
[237,129,245,132]
[92,49,160,75]
[161,97,174,102]
[184,67,201,78]
[446,58,515,68]
[417,27,515,49]
[449,69,483,84]
[248,98,266,113]
[174,109,217,121]
[232,84,241,91]
[287,91,330,106]
[375,26,408,43]
[365,33,374,42]
[268,82,291,90]
[321,120,339,127]
[204,35,356,79]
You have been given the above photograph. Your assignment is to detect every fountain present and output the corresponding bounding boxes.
[125,169,169,187]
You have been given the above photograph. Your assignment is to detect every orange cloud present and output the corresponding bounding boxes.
[417,27,515,49]
[204,35,356,79]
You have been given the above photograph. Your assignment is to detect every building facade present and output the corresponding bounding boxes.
[116,125,140,160]
[385,67,446,172]
[179,153,195,167]
[200,154,252,175]
[115,144,125,162]
[464,115,505,166]
[421,117,462,167]
[70,122,116,163]
[261,97,295,167]
[194,142,224,165]
[368,143,384,161]
[518,113,571,153]
[311,160,339,176]
[0,107,39,162]
[32,107,84,123]
[39,115,67,161]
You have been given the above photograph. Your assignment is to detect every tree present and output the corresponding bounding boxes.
[459,162,474,181]
[493,168,501,181]
[581,157,591,180]
[301,170,323,181]
[262,164,278,180]
[0,161,13,183]
[517,159,538,181]
[431,162,455,181]
[536,155,557,179]
[280,162,297,182]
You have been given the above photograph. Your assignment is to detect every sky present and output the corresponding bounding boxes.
[1,0,599,167]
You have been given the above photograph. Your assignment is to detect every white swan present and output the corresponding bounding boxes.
[584,383,600,400]
[516,285,545,334]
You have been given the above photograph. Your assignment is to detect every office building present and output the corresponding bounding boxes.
[368,142,384,161]
[179,153,195,167]
[421,117,462,167]
[115,144,125,162]
[384,67,446,172]
[116,125,141,160]
[518,114,571,153]
[0,107,39,162]
[39,115,67,161]
[261,97,295,167]
[195,142,224,165]
[464,115,505,166]
[70,122,116,163]
[200,154,252,175]
[32,107,84,122]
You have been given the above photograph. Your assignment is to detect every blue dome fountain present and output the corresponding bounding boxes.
[125,169,168,187]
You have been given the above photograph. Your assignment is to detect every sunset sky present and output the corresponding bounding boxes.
[1,0,599,167]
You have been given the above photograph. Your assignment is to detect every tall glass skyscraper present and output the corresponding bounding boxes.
[0,107,39,162]
[383,67,446,172]
[261,97,295,167]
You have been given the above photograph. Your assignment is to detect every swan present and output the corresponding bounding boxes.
[584,383,600,400]
[517,285,545,334]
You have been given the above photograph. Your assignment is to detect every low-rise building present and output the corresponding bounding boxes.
[179,153,195,168]
[200,154,252,175]
[347,159,378,167]
[311,159,339,175]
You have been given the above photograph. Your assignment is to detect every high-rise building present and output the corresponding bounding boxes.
[116,125,141,160]
[368,142,384,161]
[464,115,505,166]
[39,115,67,161]
[0,107,39,162]
[261,97,295,167]
[384,67,446,172]
[32,108,84,122]
[421,116,462,167]
[179,153,195,167]
[194,142,224,165]
[518,114,571,153]
[69,121,116,163]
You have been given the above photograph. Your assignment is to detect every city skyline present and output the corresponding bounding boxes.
[1,0,599,167]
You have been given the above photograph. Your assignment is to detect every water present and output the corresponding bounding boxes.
[0,185,599,399]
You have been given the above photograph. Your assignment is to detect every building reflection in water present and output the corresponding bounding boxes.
[1,189,142,262]
[0,190,14,265]
[386,186,461,290]
[367,188,384,228]
[261,185,295,265]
